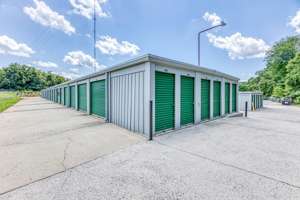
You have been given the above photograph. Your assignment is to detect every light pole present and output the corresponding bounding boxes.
[198,21,226,66]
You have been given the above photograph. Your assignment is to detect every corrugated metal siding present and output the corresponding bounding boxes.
[111,71,145,133]
[180,76,194,126]
[91,80,106,117]
[213,81,221,117]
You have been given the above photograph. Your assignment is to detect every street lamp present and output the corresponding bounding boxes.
[198,21,226,66]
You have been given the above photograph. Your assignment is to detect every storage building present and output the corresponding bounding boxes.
[41,54,240,138]
[239,91,263,111]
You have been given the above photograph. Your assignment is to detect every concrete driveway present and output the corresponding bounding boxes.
[1,101,300,199]
[0,97,143,194]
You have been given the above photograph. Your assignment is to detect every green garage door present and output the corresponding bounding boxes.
[213,81,221,117]
[155,71,175,132]
[232,83,237,112]
[201,79,210,120]
[58,89,60,104]
[251,95,255,110]
[64,87,68,106]
[60,88,63,104]
[91,80,106,117]
[181,76,194,126]
[225,83,230,114]
[55,89,58,103]
[70,86,75,108]
[78,84,87,112]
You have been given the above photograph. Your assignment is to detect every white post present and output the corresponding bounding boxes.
[144,62,153,136]
[229,82,232,113]
[62,87,65,106]
[236,82,240,112]
[194,72,201,123]
[221,78,225,116]
[75,83,79,110]
[87,80,91,115]
[105,72,111,122]
[210,79,214,119]
[175,72,181,129]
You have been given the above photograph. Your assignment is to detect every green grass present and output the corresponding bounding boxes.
[0,92,21,112]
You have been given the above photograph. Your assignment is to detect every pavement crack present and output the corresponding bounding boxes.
[51,169,74,200]
[61,137,72,171]
[155,140,300,190]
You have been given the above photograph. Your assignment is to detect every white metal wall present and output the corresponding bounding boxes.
[110,71,145,134]
[239,93,251,111]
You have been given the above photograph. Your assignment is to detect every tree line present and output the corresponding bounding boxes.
[240,36,300,104]
[0,63,68,91]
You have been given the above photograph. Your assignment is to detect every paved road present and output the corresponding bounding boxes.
[1,100,300,199]
[0,97,143,194]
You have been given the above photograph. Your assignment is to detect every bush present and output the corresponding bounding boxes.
[295,96,300,104]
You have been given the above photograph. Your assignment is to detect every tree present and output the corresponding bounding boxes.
[285,52,300,99]
[272,86,285,98]
[241,36,300,99]
[0,63,68,91]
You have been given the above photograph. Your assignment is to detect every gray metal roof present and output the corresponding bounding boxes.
[239,91,263,94]
[48,54,239,89]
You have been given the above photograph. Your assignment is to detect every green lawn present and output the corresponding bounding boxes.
[0,92,21,112]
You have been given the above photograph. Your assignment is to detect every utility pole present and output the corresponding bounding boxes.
[93,0,97,72]
[198,21,226,66]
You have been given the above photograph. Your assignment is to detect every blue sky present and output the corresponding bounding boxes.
[0,0,299,80]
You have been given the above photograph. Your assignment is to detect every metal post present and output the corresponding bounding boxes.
[198,33,200,66]
[245,101,248,117]
[197,21,226,66]
[149,100,153,141]
[93,0,97,73]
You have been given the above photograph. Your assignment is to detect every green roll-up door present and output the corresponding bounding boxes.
[91,80,106,117]
[70,86,75,108]
[251,94,254,110]
[78,84,87,112]
[213,81,221,117]
[201,79,210,120]
[60,88,63,104]
[64,87,67,106]
[155,71,175,132]
[57,89,61,104]
[55,89,58,103]
[181,76,194,126]
[225,83,230,114]
[232,83,237,112]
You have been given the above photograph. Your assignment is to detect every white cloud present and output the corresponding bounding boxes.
[69,0,109,19]
[203,12,222,26]
[32,60,58,68]
[288,9,300,33]
[70,67,79,73]
[24,0,75,35]
[63,50,105,70]
[96,36,140,56]
[207,32,270,60]
[0,35,35,57]
[60,71,80,80]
